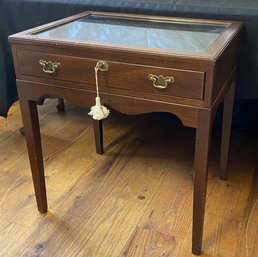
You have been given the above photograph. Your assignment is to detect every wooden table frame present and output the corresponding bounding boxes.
[9,11,242,255]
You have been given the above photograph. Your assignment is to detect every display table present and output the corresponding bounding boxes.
[9,11,242,255]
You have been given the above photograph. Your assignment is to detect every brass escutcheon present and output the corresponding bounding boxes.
[148,74,174,89]
[39,60,61,74]
[96,60,109,71]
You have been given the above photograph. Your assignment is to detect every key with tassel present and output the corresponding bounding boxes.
[88,60,110,120]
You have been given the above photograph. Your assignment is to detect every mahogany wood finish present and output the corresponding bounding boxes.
[93,120,104,154]
[9,11,242,255]
[17,50,205,100]
[220,82,236,180]
[56,98,65,112]
[18,96,47,213]
[193,108,212,255]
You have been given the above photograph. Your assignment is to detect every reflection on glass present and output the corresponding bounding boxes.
[37,15,226,52]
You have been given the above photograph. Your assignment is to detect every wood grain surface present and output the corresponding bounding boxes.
[0,100,257,257]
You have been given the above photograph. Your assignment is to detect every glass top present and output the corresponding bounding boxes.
[36,15,226,53]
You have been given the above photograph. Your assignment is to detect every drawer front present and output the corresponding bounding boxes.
[17,50,205,100]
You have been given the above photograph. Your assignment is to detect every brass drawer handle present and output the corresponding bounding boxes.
[148,74,174,89]
[39,60,61,74]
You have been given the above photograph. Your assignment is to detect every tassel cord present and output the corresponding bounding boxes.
[88,61,110,120]
[95,66,100,98]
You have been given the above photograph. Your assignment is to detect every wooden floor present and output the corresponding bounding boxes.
[0,100,257,257]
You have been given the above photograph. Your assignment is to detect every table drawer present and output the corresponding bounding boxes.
[17,50,205,100]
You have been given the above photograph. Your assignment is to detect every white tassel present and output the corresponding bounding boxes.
[88,96,110,120]
[88,63,110,120]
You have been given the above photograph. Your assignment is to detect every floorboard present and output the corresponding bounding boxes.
[0,100,257,257]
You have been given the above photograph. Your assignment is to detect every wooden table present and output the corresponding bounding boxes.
[9,11,242,255]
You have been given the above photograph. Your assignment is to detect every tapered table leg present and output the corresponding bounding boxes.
[56,98,65,112]
[192,109,212,255]
[19,98,47,213]
[93,120,104,154]
[220,82,236,180]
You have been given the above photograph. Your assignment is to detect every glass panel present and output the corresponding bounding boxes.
[36,15,226,52]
